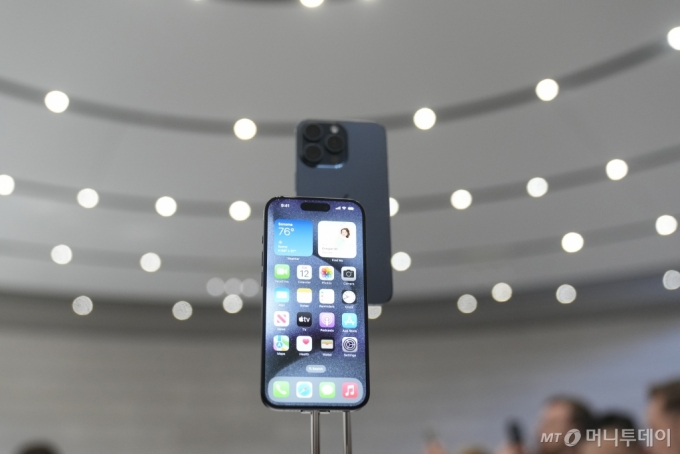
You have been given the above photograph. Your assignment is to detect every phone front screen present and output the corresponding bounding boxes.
[261,197,369,410]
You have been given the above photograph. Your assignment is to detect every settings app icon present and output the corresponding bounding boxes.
[342,337,358,353]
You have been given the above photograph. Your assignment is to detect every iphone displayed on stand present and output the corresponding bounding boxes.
[261,196,369,411]
[295,120,392,305]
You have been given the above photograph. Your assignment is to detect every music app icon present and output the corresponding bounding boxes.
[342,382,358,399]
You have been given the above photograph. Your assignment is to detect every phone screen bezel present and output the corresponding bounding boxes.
[260,196,371,412]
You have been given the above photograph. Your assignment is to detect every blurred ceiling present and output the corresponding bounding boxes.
[0,0,679,310]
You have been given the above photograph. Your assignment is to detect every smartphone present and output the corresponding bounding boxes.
[296,120,392,305]
[261,196,370,411]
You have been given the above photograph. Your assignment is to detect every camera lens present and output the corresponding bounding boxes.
[303,144,323,163]
[325,135,345,153]
[304,124,323,142]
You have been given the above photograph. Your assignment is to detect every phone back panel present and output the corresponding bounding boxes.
[296,120,393,304]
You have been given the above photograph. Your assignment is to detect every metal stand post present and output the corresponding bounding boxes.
[343,411,353,454]
[311,410,320,454]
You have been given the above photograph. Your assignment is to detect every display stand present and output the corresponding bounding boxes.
[308,410,353,454]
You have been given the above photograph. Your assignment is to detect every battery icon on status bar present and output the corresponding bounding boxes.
[347,207,354,210]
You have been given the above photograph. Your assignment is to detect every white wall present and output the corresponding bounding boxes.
[1,311,680,454]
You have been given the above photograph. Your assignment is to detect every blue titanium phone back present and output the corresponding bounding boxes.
[295,120,393,305]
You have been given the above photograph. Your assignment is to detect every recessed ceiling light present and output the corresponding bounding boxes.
[457,294,478,314]
[655,215,677,236]
[389,197,399,217]
[527,177,548,198]
[663,270,680,290]
[51,244,73,265]
[668,27,680,50]
[301,0,324,7]
[206,277,225,297]
[224,278,242,295]
[229,201,251,221]
[491,282,513,302]
[561,232,584,253]
[241,278,260,297]
[77,188,99,208]
[606,159,628,181]
[45,91,70,113]
[0,174,15,196]
[172,301,193,321]
[72,296,93,316]
[556,284,577,304]
[155,196,177,217]
[450,189,472,210]
[233,118,257,140]
[223,294,244,314]
[391,252,411,271]
[140,253,161,272]
[368,305,383,319]
[535,79,559,101]
[413,108,436,130]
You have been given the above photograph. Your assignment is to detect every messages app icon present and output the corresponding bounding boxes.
[319,382,336,399]
[275,219,313,256]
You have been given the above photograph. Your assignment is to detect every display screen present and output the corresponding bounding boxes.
[261,197,368,409]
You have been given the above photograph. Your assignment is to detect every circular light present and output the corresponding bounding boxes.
[491,282,513,303]
[561,232,584,253]
[413,108,436,130]
[172,301,193,321]
[155,196,177,217]
[223,294,244,314]
[233,118,257,140]
[300,0,324,8]
[391,252,411,272]
[457,294,478,314]
[605,159,628,181]
[229,201,251,221]
[51,244,73,265]
[206,277,225,297]
[140,252,161,272]
[663,270,680,290]
[241,278,260,297]
[44,90,70,113]
[368,305,383,319]
[224,278,242,294]
[668,27,680,50]
[77,188,99,208]
[450,189,472,210]
[72,296,93,316]
[389,197,399,217]
[0,174,15,196]
[526,177,548,198]
[556,284,577,304]
[656,215,678,236]
[535,79,559,101]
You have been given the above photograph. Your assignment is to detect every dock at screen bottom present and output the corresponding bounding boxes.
[268,377,363,405]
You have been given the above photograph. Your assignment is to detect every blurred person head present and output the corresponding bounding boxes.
[16,443,59,454]
[647,379,680,454]
[537,396,593,454]
[581,412,642,454]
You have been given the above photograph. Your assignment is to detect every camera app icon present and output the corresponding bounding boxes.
[341,267,356,282]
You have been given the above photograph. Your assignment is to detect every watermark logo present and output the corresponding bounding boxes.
[565,429,582,446]
[540,429,581,446]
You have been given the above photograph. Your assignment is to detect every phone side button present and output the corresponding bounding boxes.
[261,271,263,287]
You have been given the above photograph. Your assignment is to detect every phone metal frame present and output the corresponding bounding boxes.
[260,196,371,412]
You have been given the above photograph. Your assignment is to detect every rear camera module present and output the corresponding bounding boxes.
[325,135,345,154]
[303,143,323,163]
[303,124,323,142]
